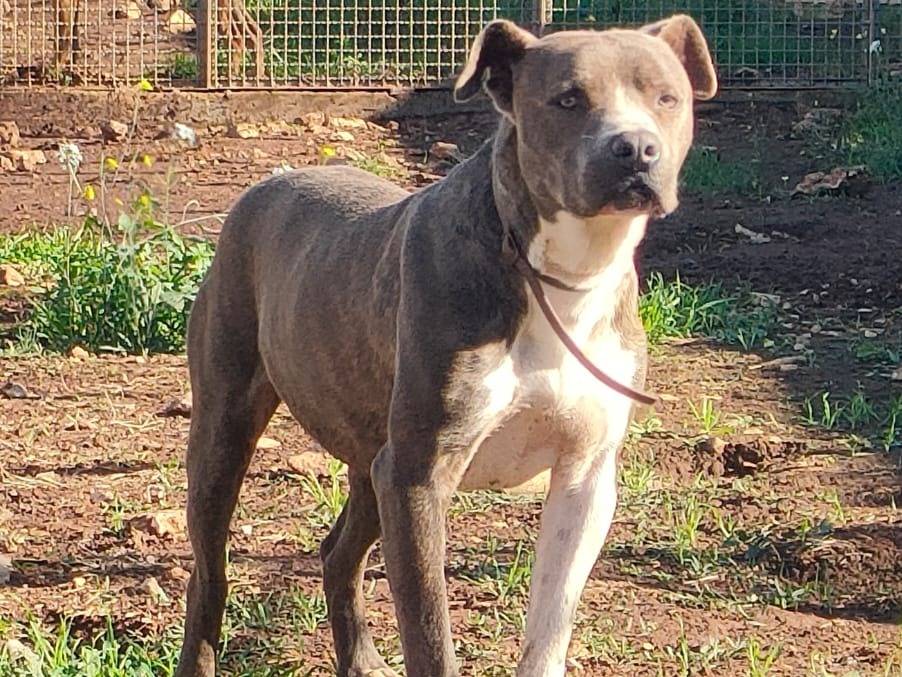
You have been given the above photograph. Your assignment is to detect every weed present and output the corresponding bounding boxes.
[298,458,347,528]
[290,590,329,634]
[688,397,728,436]
[680,146,758,196]
[348,148,401,179]
[802,392,844,429]
[0,616,179,676]
[168,53,199,80]
[745,637,780,676]
[640,273,777,349]
[839,84,902,181]
[1,216,213,355]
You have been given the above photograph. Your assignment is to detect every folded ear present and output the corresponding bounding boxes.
[642,14,718,100]
[454,20,537,116]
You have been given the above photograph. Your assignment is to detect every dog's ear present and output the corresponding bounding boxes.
[642,14,718,100]
[454,20,537,115]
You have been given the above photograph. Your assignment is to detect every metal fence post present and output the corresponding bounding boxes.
[196,0,214,87]
[532,0,551,36]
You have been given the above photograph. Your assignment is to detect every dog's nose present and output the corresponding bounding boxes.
[609,131,661,171]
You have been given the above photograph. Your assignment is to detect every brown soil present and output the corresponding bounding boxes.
[0,92,900,675]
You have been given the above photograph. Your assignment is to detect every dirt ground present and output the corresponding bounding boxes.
[0,90,900,675]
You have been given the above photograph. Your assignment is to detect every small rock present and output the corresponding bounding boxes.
[72,575,86,588]
[167,8,196,33]
[0,120,20,148]
[68,345,90,359]
[1,149,47,172]
[5,638,38,667]
[131,509,186,538]
[156,395,192,418]
[0,155,13,171]
[429,141,462,162]
[1,381,38,399]
[239,524,253,536]
[891,365,902,381]
[147,0,171,12]
[696,436,727,455]
[172,122,198,147]
[101,120,129,142]
[0,553,12,584]
[287,452,322,474]
[0,263,24,286]
[296,112,326,128]
[332,130,355,142]
[328,116,367,129]
[256,436,281,450]
[143,576,170,604]
[228,122,260,139]
[1,0,10,15]
[166,565,190,582]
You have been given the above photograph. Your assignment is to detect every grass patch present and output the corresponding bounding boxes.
[802,390,902,451]
[0,617,179,676]
[640,273,778,349]
[0,217,213,355]
[680,147,758,196]
[839,84,902,181]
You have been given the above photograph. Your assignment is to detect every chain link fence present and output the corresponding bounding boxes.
[2,0,900,88]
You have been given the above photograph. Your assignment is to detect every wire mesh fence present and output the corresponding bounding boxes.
[1,0,901,88]
[0,0,198,86]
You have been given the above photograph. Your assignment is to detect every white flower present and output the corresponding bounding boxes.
[58,142,83,172]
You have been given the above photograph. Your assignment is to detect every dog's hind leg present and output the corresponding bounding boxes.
[176,287,280,677]
[321,468,397,677]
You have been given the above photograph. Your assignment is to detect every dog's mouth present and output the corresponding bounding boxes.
[597,176,664,217]
[604,175,663,216]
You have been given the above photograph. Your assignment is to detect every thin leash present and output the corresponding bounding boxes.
[503,230,658,407]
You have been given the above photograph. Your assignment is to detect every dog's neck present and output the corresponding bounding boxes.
[490,119,647,291]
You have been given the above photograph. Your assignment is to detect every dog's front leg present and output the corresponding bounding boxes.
[517,445,620,677]
[372,440,460,676]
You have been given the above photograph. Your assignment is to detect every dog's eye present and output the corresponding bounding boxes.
[555,92,580,110]
[658,93,679,109]
[559,96,577,109]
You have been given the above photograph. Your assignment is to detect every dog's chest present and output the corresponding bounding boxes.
[459,283,638,491]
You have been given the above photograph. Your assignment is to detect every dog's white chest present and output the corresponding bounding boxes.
[460,213,644,491]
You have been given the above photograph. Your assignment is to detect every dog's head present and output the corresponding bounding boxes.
[455,16,717,219]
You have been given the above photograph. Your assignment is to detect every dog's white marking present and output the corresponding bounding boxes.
[459,209,646,674]
[518,445,618,677]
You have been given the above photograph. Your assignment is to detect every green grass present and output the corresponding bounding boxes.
[0,217,213,355]
[839,83,902,181]
[640,273,778,349]
[801,390,901,451]
[680,147,759,196]
[0,618,179,676]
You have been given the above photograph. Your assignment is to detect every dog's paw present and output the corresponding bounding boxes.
[350,669,399,677]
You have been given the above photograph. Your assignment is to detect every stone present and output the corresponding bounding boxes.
[101,120,129,142]
[0,120,20,148]
[430,141,462,162]
[0,264,24,287]
[68,345,90,359]
[228,122,260,139]
[1,150,46,172]
[167,9,196,34]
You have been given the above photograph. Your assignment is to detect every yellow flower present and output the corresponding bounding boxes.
[83,184,96,201]
[104,156,119,171]
[141,154,154,167]
[137,193,152,209]
[319,145,337,159]
[138,78,153,92]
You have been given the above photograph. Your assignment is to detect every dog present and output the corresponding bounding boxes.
[176,15,716,677]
